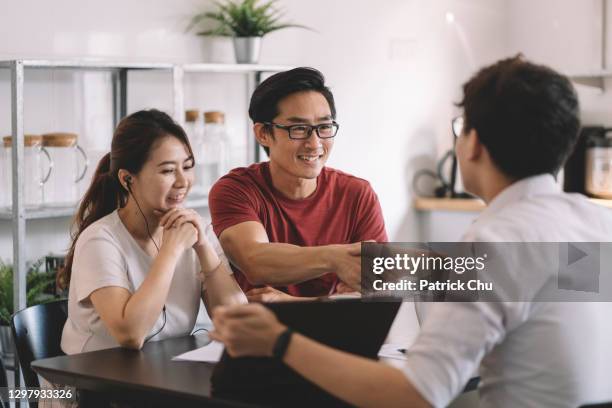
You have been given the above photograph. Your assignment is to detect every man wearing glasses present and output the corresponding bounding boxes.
[208,67,387,299]
[211,57,612,407]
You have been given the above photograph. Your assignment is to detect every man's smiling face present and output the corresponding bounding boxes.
[265,90,335,180]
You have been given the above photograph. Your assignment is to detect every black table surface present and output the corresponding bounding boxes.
[32,334,480,407]
[32,334,256,407]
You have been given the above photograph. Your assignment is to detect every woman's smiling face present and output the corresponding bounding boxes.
[131,135,195,213]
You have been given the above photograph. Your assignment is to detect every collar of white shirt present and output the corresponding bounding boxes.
[478,173,560,219]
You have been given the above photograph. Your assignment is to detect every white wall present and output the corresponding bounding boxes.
[0,0,511,262]
[268,0,509,243]
[506,0,612,127]
[425,0,612,243]
[3,0,609,255]
[506,0,603,74]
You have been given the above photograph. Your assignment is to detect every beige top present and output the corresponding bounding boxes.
[61,209,231,354]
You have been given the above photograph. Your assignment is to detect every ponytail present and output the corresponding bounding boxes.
[58,153,125,289]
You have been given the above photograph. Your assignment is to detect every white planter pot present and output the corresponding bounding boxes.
[201,36,235,63]
[233,37,262,64]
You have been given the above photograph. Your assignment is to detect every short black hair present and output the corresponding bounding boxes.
[458,55,580,179]
[249,67,336,156]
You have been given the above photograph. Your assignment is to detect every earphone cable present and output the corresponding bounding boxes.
[129,186,160,252]
[145,305,167,343]
[127,183,166,343]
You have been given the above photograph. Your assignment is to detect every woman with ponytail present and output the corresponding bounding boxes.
[59,109,246,354]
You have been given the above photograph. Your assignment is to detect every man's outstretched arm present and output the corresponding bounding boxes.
[220,221,362,289]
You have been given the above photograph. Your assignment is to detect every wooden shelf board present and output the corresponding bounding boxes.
[414,197,612,212]
[414,197,485,212]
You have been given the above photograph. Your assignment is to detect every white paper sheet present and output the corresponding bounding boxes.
[378,343,408,361]
[172,340,225,363]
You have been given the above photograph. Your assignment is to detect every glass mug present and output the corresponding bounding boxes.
[42,133,89,207]
[2,135,53,209]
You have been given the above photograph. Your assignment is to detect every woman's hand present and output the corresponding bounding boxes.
[161,222,198,256]
[159,208,208,250]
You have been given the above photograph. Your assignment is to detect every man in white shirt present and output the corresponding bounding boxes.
[209,56,612,407]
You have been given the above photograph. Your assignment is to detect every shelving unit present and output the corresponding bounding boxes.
[0,195,211,220]
[0,59,290,388]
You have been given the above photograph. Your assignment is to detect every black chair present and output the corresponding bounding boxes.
[581,403,612,408]
[10,299,68,389]
[0,356,8,408]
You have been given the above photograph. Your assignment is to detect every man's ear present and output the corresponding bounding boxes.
[464,128,483,161]
[254,123,274,150]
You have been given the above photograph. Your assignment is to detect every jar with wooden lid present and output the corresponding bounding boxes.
[41,132,88,207]
[184,110,206,196]
[201,111,229,193]
[1,134,53,209]
[185,110,202,147]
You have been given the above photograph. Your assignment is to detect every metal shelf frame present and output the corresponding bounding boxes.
[0,58,290,390]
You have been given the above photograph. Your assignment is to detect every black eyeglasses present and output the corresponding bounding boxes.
[264,121,340,140]
[452,116,464,138]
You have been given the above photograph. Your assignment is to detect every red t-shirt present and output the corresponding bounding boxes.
[209,162,388,297]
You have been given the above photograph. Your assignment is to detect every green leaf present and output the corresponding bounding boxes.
[0,259,63,326]
[186,0,311,38]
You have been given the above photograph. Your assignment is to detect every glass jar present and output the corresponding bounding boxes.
[42,132,89,207]
[184,110,203,146]
[184,110,206,196]
[2,135,53,209]
[201,111,229,193]
[585,135,612,198]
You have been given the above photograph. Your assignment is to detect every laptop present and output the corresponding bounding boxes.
[210,297,401,405]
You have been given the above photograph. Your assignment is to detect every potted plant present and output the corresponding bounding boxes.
[187,0,310,64]
[0,259,60,364]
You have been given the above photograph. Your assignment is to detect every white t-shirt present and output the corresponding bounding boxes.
[403,174,612,407]
[61,209,229,354]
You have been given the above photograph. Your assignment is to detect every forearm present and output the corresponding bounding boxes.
[196,244,247,311]
[233,243,335,286]
[121,246,179,343]
[283,333,430,408]
[202,268,247,311]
